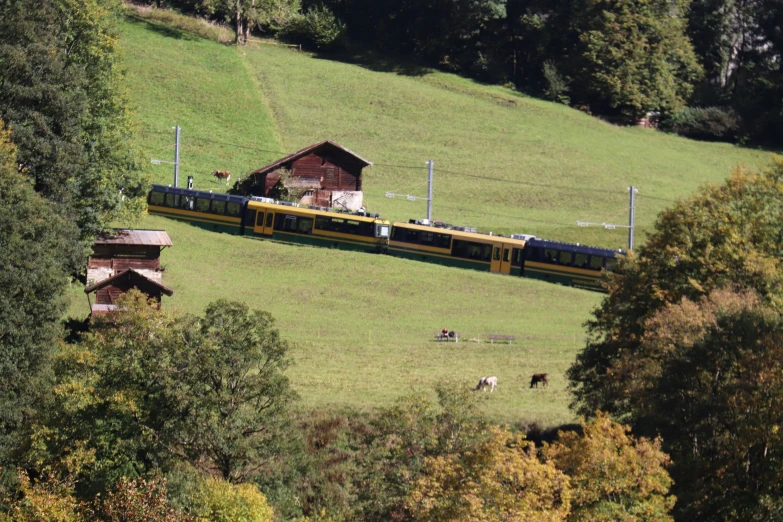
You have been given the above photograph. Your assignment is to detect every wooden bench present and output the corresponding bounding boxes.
[487,334,515,344]
[434,331,460,343]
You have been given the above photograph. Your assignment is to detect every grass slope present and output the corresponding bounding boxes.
[120,16,280,190]
[109,14,770,426]
[70,215,601,426]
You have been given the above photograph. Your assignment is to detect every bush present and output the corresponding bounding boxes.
[188,477,274,522]
[660,107,741,142]
[281,5,345,50]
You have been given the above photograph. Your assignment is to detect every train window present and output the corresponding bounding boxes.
[196,198,211,213]
[435,233,451,248]
[211,201,226,215]
[315,216,330,230]
[276,214,298,232]
[164,194,176,207]
[265,213,273,228]
[544,248,558,264]
[482,244,492,261]
[377,224,390,238]
[605,257,618,271]
[256,211,265,227]
[574,253,588,268]
[560,251,574,266]
[149,191,165,206]
[589,256,603,270]
[503,248,511,262]
[525,247,542,261]
[512,248,524,265]
[298,217,314,234]
[493,247,500,261]
[226,202,241,217]
[180,196,194,211]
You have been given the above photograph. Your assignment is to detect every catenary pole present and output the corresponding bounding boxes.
[426,160,433,221]
[174,125,181,187]
[628,186,637,251]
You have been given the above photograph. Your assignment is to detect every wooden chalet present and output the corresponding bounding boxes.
[85,229,173,315]
[85,269,174,315]
[245,140,372,210]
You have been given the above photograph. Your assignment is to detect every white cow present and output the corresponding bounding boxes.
[475,376,498,392]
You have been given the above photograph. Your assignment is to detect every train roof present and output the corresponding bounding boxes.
[151,184,386,222]
[526,238,623,257]
[392,221,528,246]
[151,184,246,204]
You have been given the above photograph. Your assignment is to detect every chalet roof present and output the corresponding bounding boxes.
[248,141,372,177]
[94,229,173,247]
[84,269,174,296]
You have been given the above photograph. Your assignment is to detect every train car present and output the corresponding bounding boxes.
[521,238,622,291]
[243,198,390,253]
[147,184,390,253]
[388,220,528,274]
[147,184,246,234]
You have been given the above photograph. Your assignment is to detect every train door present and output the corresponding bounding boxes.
[263,210,275,236]
[252,208,266,235]
[498,243,513,274]
[490,244,503,273]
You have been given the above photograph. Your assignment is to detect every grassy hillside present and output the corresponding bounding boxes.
[69,214,600,426]
[109,12,771,426]
[120,12,769,250]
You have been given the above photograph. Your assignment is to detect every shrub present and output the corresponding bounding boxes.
[188,477,274,522]
[281,5,345,50]
[660,107,741,142]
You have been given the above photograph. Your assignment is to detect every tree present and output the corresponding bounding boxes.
[568,157,783,519]
[571,0,702,120]
[569,156,783,420]
[37,292,297,496]
[0,121,82,468]
[633,290,783,520]
[544,414,675,522]
[406,425,571,522]
[0,0,147,238]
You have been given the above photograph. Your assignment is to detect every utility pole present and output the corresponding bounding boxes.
[426,160,434,221]
[628,186,637,251]
[576,185,639,251]
[174,125,181,187]
[384,159,434,221]
[151,126,182,186]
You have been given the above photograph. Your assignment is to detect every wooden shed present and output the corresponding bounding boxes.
[244,141,372,210]
[87,229,172,286]
[85,269,174,315]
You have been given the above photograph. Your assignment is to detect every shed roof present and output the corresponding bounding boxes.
[84,269,174,296]
[94,229,173,247]
[248,140,372,177]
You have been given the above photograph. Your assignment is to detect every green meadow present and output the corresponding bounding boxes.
[69,214,600,426]
[105,11,773,426]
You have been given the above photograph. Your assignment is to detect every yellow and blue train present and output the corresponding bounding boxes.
[148,184,622,291]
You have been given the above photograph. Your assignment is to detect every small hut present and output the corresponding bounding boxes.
[85,229,173,315]
[85,269,174,315]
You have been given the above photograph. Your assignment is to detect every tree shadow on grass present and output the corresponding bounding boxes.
[309,47,432,77]
[125,14,205,43]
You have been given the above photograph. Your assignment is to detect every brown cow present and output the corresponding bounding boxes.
[211,170,231,185]
[530,373,548,389]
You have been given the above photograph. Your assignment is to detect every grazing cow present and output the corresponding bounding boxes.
[211,170,231,185]
[530,373,548,389]
[475,376,498,392]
